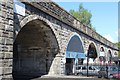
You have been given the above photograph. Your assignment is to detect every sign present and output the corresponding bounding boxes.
[14,0,25,16]
[66,51,85,59]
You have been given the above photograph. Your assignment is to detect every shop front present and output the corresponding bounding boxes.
[65,34,85,75]
[65,51,85,75]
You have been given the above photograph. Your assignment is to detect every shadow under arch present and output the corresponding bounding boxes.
[65,33,85,75]
[107,50,112,64]
[87,42,98,61]
[13,18,59,79]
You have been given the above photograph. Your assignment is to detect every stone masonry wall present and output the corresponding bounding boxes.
[0,0,13,79]
[26,1,118,50]
[13,0,118,76]
[0,0,118,79]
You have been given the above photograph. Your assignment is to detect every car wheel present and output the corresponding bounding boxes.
[109,74,113,79]
[79,73,83,76]
[98,75,102,78]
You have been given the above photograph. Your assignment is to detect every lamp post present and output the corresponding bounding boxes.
[87,53,89,77]
[105,61,108,78]
[118,59,120,79]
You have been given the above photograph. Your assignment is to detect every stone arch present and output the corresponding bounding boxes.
[114,52,118,56]
[107,50,112,64]
[99,46,106,65]
[14,15,57,42]
[87,42,98,61]
[66,32,85,53]
[65,32,85,75]
[100,46,105,52]
[13,15,60,79]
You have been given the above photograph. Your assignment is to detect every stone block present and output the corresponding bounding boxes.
[0,30,3,37]
[0,23,5,30]
[7,2,13,9]
[4,20,9,25]
[2,59,12,67]
[0,45,12,52]
[0,59,3,67]
[5,24,13,31]
[7,14,13,20]
[2,74,13,80]
[0,45,9,52]
[0,52,4,59]
[1,32,9,38]
[0,37,5,44]
[2,67,12,75]
[8,31,13,38]
[8,20,13,25]
[8,46,13,52]
[0,17,5,23]
[3,52,13,59]
[6,38,13,45]
[0,11,7,18]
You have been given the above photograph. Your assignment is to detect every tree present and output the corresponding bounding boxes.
[115,42,120,56]
[69,4,96,31]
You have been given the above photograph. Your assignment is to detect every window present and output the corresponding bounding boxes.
[82,66,86,70]
[78,66,81,70]
[89,66,93,70]
[111,67,117,71]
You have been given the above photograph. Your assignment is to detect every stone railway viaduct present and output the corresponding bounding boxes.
[0,0,118,79]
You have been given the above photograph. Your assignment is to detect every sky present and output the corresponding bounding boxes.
[52,1,119,43]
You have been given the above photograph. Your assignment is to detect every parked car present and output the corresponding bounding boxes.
[93,65,101,70]
[75,65,99,76]
[112,73,120,79]
[112,68,120,79]
[98,66,118,78]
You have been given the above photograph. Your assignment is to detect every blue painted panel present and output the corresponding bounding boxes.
[66,51,85,59]
[66,35,84,53]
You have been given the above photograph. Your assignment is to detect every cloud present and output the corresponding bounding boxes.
[104,34,114,42]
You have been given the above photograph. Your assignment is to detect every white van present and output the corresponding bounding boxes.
[75,65,99,76]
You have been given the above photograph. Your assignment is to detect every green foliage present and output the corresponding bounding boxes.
[115,42,120,57]
[115,42,120,50]
[69,4,95,31]
[118,49,120,57]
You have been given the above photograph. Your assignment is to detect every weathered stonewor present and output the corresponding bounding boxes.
[0,0,118,79]
[0,0,13,79]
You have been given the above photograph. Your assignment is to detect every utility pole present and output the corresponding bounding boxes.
[118,59,120,79]
[87,53,89,77]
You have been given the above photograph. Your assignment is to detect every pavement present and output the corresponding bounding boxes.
[31,75,109,80]
[3,75,111,80]
[41,75,94,78]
